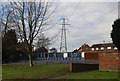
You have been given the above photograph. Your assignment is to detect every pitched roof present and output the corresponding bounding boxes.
[80,44,90,48]
[91,43,116,48]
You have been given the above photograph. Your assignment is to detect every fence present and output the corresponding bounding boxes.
[36,52,82,61]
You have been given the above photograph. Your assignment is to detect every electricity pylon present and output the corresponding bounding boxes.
[60,18,70,52]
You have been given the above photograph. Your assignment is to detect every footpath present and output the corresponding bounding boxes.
[41,70,95,81]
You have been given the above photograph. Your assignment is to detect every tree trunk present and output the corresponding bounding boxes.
[28,53,33,67]
[28,43,33,67]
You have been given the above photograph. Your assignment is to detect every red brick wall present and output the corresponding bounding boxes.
[99,52,120,71]
[85,52,99,60]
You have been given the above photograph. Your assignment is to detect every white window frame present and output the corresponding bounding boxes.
[107,47,111,49]
[101,47,104,50]
[92,48,94,51]
[96,48,99,50]
[114,47,118,50]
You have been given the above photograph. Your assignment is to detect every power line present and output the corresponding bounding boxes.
[98,6,118,19]
[118,1,120,18]
[68,3,118,21]
[62,2,68,17]
[42,20,59,32]
[72,5,118,28]
[69,2,80,20]
[49,30,61,44]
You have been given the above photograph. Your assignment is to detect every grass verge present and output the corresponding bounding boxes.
[65,70,119,79]
[2,64,70,79]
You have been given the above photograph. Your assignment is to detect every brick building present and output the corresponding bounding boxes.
[78,43,118,52]
[78,44,91,52]
[91,43,118,52]
[84,52,99,60]
[77,43,119,71]
[77,43,118,60]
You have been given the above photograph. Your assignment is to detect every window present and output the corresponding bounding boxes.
[86,48,88,50]
[92,48,94,51]
[107,47,111,49]
[114,47,118,50]
[96,48,99,50]
[101,47,104,50]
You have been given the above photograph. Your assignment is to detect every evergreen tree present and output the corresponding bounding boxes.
[35,46,48,53]
[50,48,57,53]
[2,29,18,63]
[111,19,120,50]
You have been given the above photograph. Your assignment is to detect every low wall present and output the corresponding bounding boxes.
[70,63,99,72]
[99,52,120,71]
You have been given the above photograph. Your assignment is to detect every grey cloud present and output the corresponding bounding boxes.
[45,2,118,52]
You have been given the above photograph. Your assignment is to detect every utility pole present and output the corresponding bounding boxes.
[59,18,70,52]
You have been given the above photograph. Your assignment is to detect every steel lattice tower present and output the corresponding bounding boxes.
[60,18,70,52]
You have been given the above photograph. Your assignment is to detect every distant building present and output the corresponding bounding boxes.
[91,43,118,52]
[77,43,118,60]
[78,43,91,52]
[78,43,118,53]
[77,43,119,71]
[77,44,91,59]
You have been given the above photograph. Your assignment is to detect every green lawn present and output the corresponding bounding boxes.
[2,64,70,79]
[2,64,119,80]
[65,70,119,79]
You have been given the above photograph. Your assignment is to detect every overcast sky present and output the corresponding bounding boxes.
[1,1,119,52]
[43,2,118,52]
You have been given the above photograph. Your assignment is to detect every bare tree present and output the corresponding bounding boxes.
[7,1,55,66]
[0,4,13,37]
[35,33,51,49]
